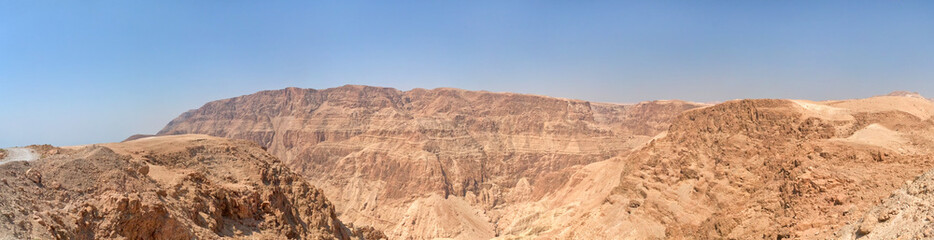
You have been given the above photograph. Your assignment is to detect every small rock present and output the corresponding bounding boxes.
[858,218,876,235]
[628,200,641,208]
[138,165,150,176]
[871,151,885,162]
[878,209,896,222]
[25,169,41,184]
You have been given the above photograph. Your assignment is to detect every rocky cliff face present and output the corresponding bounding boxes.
[584,97,934,239]
[158,85,706,239]
[0,134,384,240]
[838,155,934,240]
[837,168,934,239]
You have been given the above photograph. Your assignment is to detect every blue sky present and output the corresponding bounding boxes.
[2,1,933,147]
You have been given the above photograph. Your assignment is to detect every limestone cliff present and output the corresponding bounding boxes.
[158,85,705,239]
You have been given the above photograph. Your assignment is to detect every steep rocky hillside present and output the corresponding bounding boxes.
[157,85,706,239]
[526,96,934,239]
[0,134,384,240]
[838,168,934,239]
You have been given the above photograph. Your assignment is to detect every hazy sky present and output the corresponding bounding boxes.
[2,1,933,147]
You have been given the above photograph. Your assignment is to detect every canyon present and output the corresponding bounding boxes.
[4,85,934,239]
[157,85,934,239]
[157,85,706,239]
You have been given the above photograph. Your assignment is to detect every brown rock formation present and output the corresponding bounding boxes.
[0,134,383,239]
[570,97,934,239]
[157,85,706,239]
[839,168,934,239]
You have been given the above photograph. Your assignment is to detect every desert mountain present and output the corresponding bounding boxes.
[157,85,707,239]
[581,96,934,239]
[157,85,934,239]
[883,91,926,99]
[0,134,384,239]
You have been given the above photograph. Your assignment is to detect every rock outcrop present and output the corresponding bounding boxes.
[838,168,934,239]
[0,134,383,239]
[157,85,706,239]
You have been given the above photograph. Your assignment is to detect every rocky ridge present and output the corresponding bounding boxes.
[0,134,384,239]
[582,97,934,239]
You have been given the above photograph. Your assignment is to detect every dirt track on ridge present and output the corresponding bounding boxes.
[0,148,38,165]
